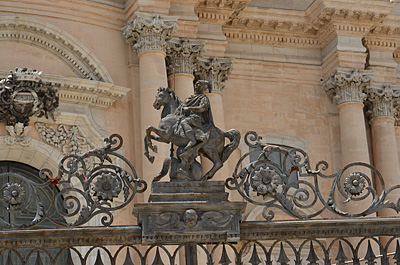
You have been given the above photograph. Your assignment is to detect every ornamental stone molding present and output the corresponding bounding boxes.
[0,16,113,83]
[222,5,394,48]
[123,12,177,55]
[324,68,374,105]
[194,57,233,92]
[35,123,92,155]
[366,84,400,120]
[0,71,129,110]
[166,38,205,76]
[0,68,59,126]
[196,0,250,24]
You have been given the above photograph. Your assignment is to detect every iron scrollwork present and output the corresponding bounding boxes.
[226,131,400,221]
[0,134,146,229]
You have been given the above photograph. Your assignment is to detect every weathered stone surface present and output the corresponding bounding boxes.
[133,181,246,244]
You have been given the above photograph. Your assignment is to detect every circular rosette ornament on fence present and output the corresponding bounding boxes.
[93,173,122,201]
[3,183,25,206]
[251,167,280,198]
[344,172,366,202]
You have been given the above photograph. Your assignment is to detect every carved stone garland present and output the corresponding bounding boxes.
[35,123,91,155]
[123,12,177,54]
[194,57,233,92]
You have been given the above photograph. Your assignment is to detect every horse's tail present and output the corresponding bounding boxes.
[221,129,241,163]
[153,157,172,182]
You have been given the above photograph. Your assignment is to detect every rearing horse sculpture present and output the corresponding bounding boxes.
[144,86,240,181]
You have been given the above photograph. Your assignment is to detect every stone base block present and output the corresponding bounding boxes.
[133,181,246,244]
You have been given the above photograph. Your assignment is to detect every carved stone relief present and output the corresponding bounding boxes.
[5,122,31,146]
[324,69,374,105]
[194,57,233,92]
[35,123,91,155]
[366,84,400,120]
[166,38,205,76]
[123,12,177,54]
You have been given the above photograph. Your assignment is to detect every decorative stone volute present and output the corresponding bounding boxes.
[166,38,205,76]
[324,69,374,105]
[123,12,177,55]
[194,57,233,92]
[366,84,400,120]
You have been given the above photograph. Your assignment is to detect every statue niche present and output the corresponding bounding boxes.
[144,80,240,182]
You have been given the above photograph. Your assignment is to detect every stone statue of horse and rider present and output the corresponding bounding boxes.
[144,80,240,182]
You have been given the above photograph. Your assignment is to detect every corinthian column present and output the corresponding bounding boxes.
[166,38,204,99]
[195,57,233,180]
[367,85,400,216]
[124,12,177,189]
[324,68,373,211]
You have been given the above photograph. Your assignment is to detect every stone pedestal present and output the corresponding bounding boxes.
[133,181,246,244]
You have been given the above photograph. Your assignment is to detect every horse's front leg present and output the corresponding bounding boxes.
[144,136,155,163]
[146,126,160,153]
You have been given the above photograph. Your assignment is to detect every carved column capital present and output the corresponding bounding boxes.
[324,69,374,105]
[194,57,233,92]
[123,12,177,55]
[366,85,400,120]
[166,38,205,76]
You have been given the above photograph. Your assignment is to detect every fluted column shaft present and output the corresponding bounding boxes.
[124,12,177,192]
[195,57,233,180]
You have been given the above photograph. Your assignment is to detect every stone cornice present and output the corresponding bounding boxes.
[324,68,374,105]
[123,12,177,54]
[166,38,205,76]
[195,0,251,24]
[0,71,130,109]
[222,7,394,49]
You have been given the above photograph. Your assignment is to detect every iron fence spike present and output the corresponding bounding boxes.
[152,247,164,265]
[277,242,290,265]
[364,240,377,264]
[335,241,348,265]
[248,244,262,265]
[306,241,319,264]
[94,250,105,265]
[218,244,232,265]
[34,251,43,265]
[123,248,135,265]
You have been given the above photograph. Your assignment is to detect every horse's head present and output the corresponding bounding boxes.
[153,87,172,110]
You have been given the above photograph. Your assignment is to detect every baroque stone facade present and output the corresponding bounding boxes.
[2,0,400,263]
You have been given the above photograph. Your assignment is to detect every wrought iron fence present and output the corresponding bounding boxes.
[1,132,400,264]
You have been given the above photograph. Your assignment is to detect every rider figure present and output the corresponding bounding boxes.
[180,80,214,150]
